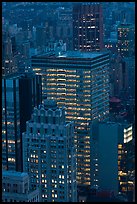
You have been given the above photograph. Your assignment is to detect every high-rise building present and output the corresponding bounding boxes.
[73,3,104,51]
[109,54,135,100]
[17,40,31,73]
[124,56,135,99]
[117,23,135,57]
[32,50,110,186]
[118,124,134,196]
[2,72,42,171]
[90,121,119,195]
[22,99,77,202]
[2,31,18,76]
[109,55,129,98]
[36,26,46,48]
[90,121,133,196]
[2,170,40,202]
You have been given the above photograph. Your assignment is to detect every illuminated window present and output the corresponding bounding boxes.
[8,158,15,162]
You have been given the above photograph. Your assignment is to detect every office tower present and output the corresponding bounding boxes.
[90,121,119,195]
[112,7,135,25]
[124,56,135,99]
[118,124,134,197]
[109,55,129,98]
[56,7,73,50]
[90,121,133,196]
[2,72,42,171]
[32,50,110,186]
[22,99,77,202]
[2,31,18,76]
[11,36,17,56]
[2,170,40,202]
[73,3,104,51]
[36,26,46,48]
[109,54,135,100]
[18,40,31,73]
[15,29,25,46]
[117,23,135,57]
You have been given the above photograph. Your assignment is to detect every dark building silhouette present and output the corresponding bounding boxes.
[2,72,42,171]
[36,26,46,48]
[2,31,18,76]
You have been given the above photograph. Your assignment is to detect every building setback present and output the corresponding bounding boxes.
[73,3,104,51]
[22,99,77,202]
[2,170,40,202]
[2,72,42,171]
[32,50,110,186]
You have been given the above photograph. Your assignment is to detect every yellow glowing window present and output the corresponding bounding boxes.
[8,158,15,162]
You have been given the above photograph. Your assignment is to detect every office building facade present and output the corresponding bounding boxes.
[90,121,133,195]
[73,3,104,51]
[117,23,135,57]
[90,121,119,195]
[2,72,42,171]
[118,124,133,195]
[22,99,77,202]
[2,31,18,76]
[32,51,110,186]
[2,170,40,202]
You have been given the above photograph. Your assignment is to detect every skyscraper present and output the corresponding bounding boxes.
[90,121,119,195]
[117,23,135,57]
[22,99,77,202]
[2,31,18,76]
[36,26,46,48]
[2,72,42,171]
[32,50,110,186]
[73,3,104,51]
[90,121,133,195]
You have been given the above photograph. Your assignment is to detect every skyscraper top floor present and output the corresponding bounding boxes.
[32,50,110,60]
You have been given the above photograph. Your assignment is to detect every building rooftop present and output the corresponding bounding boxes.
[33,50,109,59]
[119,23,134,27]
[2,170,28,178]
[2,71,35,80]
[57,51,105,59]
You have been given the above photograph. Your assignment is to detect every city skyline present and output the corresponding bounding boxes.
[2,2,135,202]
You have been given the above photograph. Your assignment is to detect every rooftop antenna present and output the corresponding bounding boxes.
[123,12,126,24]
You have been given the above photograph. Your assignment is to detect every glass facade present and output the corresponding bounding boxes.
[2,73,42,171]
[2,77,21,171]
